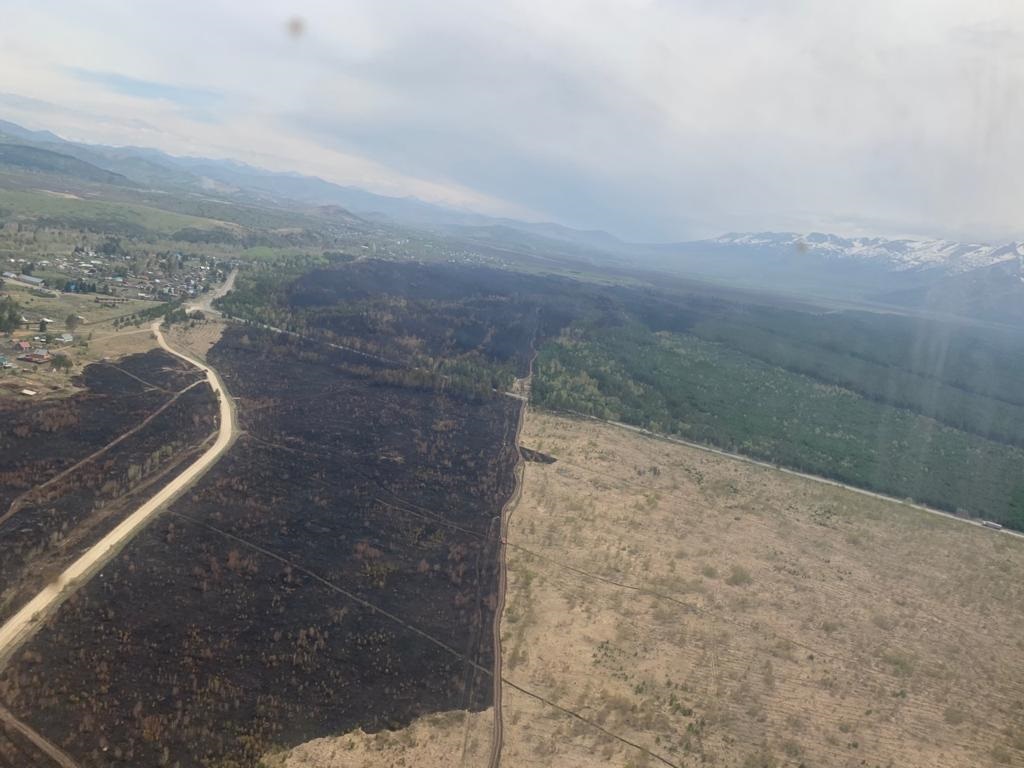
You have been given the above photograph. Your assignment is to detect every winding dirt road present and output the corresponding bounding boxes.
[0,317,237,668]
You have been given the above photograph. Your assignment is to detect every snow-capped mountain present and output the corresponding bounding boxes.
[710,232,1024,275]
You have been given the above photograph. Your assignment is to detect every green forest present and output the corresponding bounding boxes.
[534,317,1024,531]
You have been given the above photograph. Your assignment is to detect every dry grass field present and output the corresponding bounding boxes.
[269,409,1024,768]
[3,280,160,328]
[0,326,159,400]
[262,710,493,768]
[0,331,212,400]
[164,316,228,362]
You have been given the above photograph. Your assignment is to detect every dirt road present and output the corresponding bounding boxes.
[487,354,534,768]
[0,705,79,767]
[571,411,1024,541]
[0,320,237,668]
[188,267,237,315]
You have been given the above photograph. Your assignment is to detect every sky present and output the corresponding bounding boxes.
[1,0,1024,242]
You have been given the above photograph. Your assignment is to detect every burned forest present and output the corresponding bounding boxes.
[0,261,547,767]
[0,350,218,627]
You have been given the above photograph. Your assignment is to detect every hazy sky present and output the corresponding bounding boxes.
[1,0,1023,241]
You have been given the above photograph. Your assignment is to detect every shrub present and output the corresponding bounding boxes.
[726,565,753,586]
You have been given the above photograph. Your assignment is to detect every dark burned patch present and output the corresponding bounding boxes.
[0,349,216,625]
[284,260,604,378]
[1,313,527,767]
[0,349,201,508]
[0,721,56,768]
[520,446,557,464]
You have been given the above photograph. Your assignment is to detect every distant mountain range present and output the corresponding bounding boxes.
[0,143,135,187]
[709,231,1024,276]
[0,118,517,229]
[1,117,1022,326]
[877,255,1024,326]
[622,230,1024,312]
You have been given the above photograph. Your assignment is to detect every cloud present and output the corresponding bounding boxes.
[1,0,1024,241]
[66,69,224,121]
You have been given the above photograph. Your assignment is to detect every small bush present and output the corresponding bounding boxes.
[943,707,967,725]
[726,565,753,586]
[741,748,778,768]
[991,745,1012,764]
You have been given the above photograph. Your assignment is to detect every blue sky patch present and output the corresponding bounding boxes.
[68,68,223,114]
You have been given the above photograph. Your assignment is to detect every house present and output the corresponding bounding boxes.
[18,351,51,365]
[18,275,43,286]
[57,333,74,344]
[19,389,37,397]
[13,340,30,352]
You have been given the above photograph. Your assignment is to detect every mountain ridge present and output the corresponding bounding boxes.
[2,118,1019,276]
[1,117,1023,325]
[709,231,1024,275]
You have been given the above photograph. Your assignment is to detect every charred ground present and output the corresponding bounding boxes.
[0,349,217,625]
[0,261,550,767]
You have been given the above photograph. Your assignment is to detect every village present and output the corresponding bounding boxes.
[1,243,224,304]
[0,243,226,399]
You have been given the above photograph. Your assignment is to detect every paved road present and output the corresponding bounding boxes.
[0,318,238,668]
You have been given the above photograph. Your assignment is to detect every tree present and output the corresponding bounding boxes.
[65,314,80,332]
[0,297,19,334]
[51,354,72,372]
[38,320,48,333]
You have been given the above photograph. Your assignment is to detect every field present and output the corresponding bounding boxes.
[3,280,162,328]
[271,409,1024,768]
[498,411,1024,767]
[0,188,237,236]
[1,280,167,399]
[163,316,229,362]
